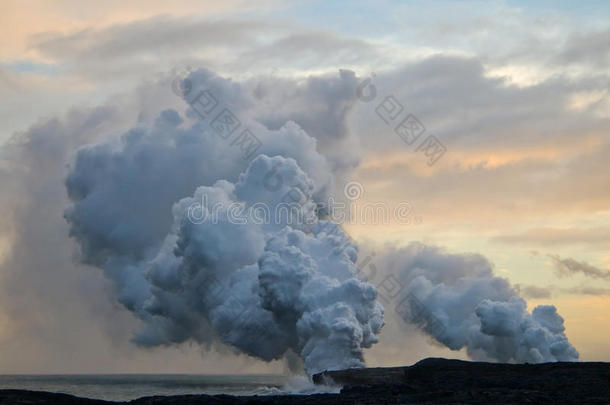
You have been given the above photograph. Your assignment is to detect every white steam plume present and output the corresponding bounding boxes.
[64,68,383,374]
[376,243,578,363]
[63,66,577,373]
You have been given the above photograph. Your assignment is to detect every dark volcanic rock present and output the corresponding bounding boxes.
[315,357,610,404]
[2,358,610,404]
[0,389,113,404]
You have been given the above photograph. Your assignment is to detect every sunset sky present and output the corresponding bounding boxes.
[1,0,609,373]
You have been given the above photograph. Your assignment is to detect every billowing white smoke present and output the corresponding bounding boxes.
[64,68,383,374]
[64,66,577,372]
[137,156,384,374]
[376,243,578,363]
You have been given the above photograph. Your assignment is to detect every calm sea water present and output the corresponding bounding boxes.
[0,374,307,401]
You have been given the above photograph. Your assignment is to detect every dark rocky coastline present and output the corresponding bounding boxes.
[2,358,610,404]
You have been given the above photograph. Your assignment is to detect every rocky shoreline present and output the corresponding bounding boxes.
[2,358,610,404]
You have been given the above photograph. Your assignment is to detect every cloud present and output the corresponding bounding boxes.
[31,16,268,62]
[516,284,552,299]
[29,15,382,80]
[372,243,578,363]
[555,28,610,68]
[548,254,610,280]
[515,284,610,299]
[0,102,141,373]
[491,226,610,248]
[347,55,610,229]
[564,286,610,296]
[238,31,379,70]
[515,283,610,298]
[353,55,609,152]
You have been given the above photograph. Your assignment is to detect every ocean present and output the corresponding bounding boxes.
[0,374,338,401]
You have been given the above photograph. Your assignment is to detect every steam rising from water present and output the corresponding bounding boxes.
[63,67,577,374]
[65,69,383,374]
[379,243,579,363]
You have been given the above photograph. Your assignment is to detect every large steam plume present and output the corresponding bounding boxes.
[64,68,383,374]
[63,67,578,374]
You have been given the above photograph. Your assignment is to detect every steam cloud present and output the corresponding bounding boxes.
[64,68,383,374]
[377,243,579,362]
[62,67,578,374]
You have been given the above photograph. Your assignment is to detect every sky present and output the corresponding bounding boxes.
[0,0,609,373]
